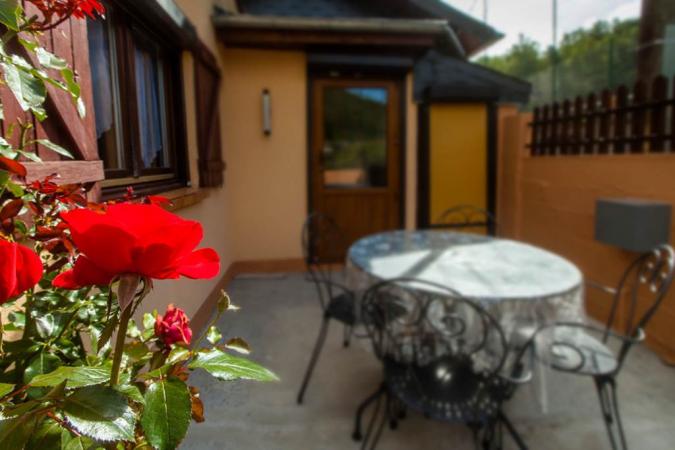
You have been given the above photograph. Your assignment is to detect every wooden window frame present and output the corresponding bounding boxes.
[92,0,189,199]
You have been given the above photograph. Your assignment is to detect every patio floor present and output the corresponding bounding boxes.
[182,273,675,450]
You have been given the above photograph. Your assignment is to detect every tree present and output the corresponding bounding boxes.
[476,18,640,105]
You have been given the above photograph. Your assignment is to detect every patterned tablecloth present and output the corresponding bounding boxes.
[346,230,585,408]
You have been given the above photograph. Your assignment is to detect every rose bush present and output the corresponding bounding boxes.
[0,2,276,449]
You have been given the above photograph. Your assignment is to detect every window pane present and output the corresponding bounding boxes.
[87,18,123,170]
[322,87,388,188]
[134,47,170,169]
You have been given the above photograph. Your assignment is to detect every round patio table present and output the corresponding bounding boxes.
[346,230,585,406]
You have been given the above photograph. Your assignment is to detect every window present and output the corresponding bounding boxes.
[87,2,187,195]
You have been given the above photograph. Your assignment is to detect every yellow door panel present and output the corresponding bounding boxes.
[429,103,488,230]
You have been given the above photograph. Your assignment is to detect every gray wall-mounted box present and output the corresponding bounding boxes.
[595,198,671,252]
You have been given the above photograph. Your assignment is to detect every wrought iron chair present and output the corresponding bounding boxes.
[297,212,356,405]
[524,244,675,450]
[437,205,497,235]
[354,278,530,450]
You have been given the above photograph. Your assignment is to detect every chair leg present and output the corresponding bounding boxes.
[353,384,385,441]
[594,377,628,450]
[361,391,384,450]
[498,411,528,450]
[367,395,390,450]
[296,317,330,405]
[343,324,353,348]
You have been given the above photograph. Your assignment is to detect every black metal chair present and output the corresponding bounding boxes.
[297,212,356,405]
[354,278,530,450]
[524,244,675,450]
[437,205,497,235]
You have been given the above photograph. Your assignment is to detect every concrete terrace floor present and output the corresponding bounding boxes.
[182,273,675,450]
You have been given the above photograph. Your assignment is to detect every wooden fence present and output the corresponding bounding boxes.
[530,75,675,156]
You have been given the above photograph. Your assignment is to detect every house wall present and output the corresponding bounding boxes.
[220,48,308,262]
[141,0,236,320]
[142,1,421,323]
[497,110,675,362]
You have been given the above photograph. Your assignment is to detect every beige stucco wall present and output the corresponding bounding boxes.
[221,48,308,261]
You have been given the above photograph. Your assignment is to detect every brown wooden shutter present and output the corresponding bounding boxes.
[194,43,225,188]
[1,5,103,187]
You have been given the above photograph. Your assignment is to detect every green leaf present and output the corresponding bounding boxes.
[23,352,61,384]
[63,436,95,450]
[141,378,191,450]
[206,326,222,345]
[143,313,155,330]
[0,383,14,398]
[189,348,278,382]
[166,347,191,365]
[224,337,251,355]
[30,365,111,388]
[5,180,23,196]
[34,139,73,158]
[18,37,38,52]
[0,0,21,31]
[1,61,47,117]
[116,384,144,405]
[34,314,56,339]
[0,400,40,419]
[217,290,238,313]
[26,417,62,450]
[63,385,136,442]
[35,47,68,70]
[0,170,9,188]
[0,413,38,449]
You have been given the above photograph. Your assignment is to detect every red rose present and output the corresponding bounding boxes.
[26,0,104,20]
[155,304,192,347]
[0,240,43,304]
[52,203,220,289]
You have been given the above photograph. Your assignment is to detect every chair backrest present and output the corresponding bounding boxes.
[604,244,675,364]
[301,212,346,310]
[436,205,497,235]
[361,278,508,379]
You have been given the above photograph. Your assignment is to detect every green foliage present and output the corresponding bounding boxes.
[206,326,222,345]
[0,413,39,448]
[29,365,113,389]
[0,4,277,448]
[63,386,136,442]
[190,348,279,382]
[476,18,640,105]
[141,378,191,450]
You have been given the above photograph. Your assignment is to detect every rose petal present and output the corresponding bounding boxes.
[174,248,220,280]
[53,255,116,289]
[0,240,18,303]
[13,243,43,297]
[0,156,27,177]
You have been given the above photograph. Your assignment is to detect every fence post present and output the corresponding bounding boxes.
[615,85,629,154]
[651,75,668,152]
[584,93,596,154]
[551,102,560,155]
[542,105,550,155]
[532,107,541,156]
[598,89,612,154]
[631,80,647,153]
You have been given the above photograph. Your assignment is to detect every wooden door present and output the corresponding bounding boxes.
[310,79,402,261]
